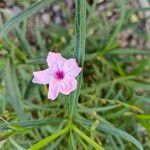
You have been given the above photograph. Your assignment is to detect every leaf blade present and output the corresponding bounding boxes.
[27,126,69,150]
[81,120,143,150]
[0,0,53,38]
[72,125,104,150]
[5,58,25,119]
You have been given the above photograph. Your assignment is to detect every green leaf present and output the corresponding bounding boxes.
[132,58,150,75]
[69,0,86,119]
[24,78,36,100]
[49,135,65,150]
[72,125,104,150]
[135,95,150,104]
[108,48,150,55]
[0,130,16,141]
[0,0,54,38]
[26,56,46,65]
[35,18,47,52]
[27,125,69,150]
[136,115,150,120]
[81,120,143,150]
[14,27,32,57]
[0,118,62,130]
[127,7,150,13]
[128,80,150,90]
[102,0,126,53]
[9,138,26,150]
[5,58,25,119]
[78,104,120,113]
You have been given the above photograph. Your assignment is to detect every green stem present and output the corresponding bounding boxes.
[69,0,86,119]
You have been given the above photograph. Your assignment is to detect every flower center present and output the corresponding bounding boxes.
[55,71,64,80]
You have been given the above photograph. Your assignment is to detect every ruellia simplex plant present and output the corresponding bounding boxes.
[0,0,148,149]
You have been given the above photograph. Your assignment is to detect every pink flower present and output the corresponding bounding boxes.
[32,52,82,100]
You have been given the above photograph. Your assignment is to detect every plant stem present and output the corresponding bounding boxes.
[69,0,86,119]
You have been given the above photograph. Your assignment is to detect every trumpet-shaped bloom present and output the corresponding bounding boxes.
[32,52,82,100]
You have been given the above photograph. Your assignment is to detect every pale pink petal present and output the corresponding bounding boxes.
[64,58,82,77]
[49,62,59,75]
[60,77,77,95]
[48,83,60,100]
[32,68,51,84]
[46,52,66,69]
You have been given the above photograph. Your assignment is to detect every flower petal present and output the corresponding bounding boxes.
[49,62,62,76]
[60,77,77,95]
[48,83,59,100]
[46,52,66,69]
[32,68,51,84]
[64,58,82,78]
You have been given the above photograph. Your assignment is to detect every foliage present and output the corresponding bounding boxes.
[0,0,149,149]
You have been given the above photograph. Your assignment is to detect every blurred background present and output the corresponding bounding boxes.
[0,0,150,149]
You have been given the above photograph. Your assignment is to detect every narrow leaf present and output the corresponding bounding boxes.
[5,58,25,119]
[14,27,32,57]
[108,48,150,55]
[72,125,104,150]
[0,0,53,38]
[102,0,126,53]
[81,120,143,150]
[0,118,62,130]
[27,126,69,150]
